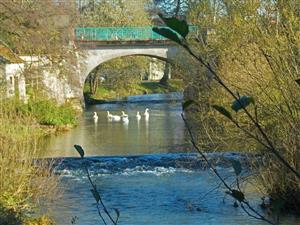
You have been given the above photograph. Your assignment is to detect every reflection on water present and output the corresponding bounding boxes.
[43,93,190,157]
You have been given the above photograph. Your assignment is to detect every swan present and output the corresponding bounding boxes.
[107,111,121,121]
[107,111,112,118]
[93,112,98,122]
[144,108,149,120]
[111,114,121,121]
[121,111,128,117]
[122,115,129,124]
[136,111,141,120]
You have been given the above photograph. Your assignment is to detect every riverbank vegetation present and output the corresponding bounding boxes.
[176,0,300,215]
[0,98,77,223]
[18,99,77,128]
[84,79,183,102]
[0,0,81,223]
[0,99,61,224]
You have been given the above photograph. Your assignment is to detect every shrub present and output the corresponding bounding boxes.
[18,99,77,126]
[0,99,59,223]
[184,0,300,213]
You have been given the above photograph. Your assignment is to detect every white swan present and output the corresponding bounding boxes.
[107,111,121,121]
[121,111,128,117]
[93,112,98,122]
[107,111,112,118]
[122,115,129,124]
[136,111,141,120]
[144,108,149,120]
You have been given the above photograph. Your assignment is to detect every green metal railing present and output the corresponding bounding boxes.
[75,26,197,42]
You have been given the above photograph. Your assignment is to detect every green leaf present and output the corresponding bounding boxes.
[158,14,189,38]
[211,105,233,120]
[296,79,300,86]
[182,100,195,110]
[74,144,85,158]
[91,189,100,203]
[231,96,255,112]
[230,159,242,176]
[271,198,285,214]
[231,189,245,202]
[152,27,182,44]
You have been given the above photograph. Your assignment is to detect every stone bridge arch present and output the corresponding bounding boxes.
[78,44,178,85]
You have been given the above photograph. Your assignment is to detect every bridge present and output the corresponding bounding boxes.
[4,26,192,104]
[74,26,182,98]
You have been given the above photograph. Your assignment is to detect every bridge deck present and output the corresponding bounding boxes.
[75,26,196,43]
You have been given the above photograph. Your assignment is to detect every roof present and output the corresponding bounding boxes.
[0,44,23,63]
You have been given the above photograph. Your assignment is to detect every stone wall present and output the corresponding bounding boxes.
[41,69,82,105]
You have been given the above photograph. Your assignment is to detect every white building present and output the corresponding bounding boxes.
[0,44,27,102]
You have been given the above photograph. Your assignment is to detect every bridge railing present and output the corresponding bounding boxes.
[75,26,197,42]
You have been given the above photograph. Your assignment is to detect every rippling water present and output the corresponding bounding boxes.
[44,154,299,225]
[42,93,299,225]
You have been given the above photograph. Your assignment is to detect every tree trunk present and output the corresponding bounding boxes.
[160,62,171,86]
[89,74,98,95]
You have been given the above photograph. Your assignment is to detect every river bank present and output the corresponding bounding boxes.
[84,79,183,104]
[0,98,79,224]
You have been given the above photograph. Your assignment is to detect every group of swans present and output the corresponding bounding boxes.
[107,111,122,121]
[93,108,149,123]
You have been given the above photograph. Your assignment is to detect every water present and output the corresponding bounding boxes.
[42,93,299,225]
[44,93,188,157]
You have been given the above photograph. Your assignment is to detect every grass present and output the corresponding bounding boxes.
[85,79,184,101]
[17,98,78,127]
[0,98,75,224]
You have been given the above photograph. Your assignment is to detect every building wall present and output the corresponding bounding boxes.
[5,63,25,99]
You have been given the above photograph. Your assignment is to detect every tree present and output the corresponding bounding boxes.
[154,0,300,218]
[78,0,152,27]
[184,0,300,214]
[0,1,77,59]
[79,0,155,95]
[154,0,189,18]
[0,0,79,95]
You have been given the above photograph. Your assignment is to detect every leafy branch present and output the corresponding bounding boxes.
[74,145,119,225]
[152,14,300,179]
[152,14,298,224]
[181,114,276,225]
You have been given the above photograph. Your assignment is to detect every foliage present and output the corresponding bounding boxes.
[154,0,189,18]
[24,215,54,225]
[18,98,77,126]
[0,0,77,56]
[0,0,79,87]
[85,79,183,101]
[182,0,300,214]
[85,55,175,97]
[0,205,54,225]
[79,0,152,27]
[0,99,58,224]
[93,56,150,90]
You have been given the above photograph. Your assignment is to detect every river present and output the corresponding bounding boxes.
[42,93,299,225]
